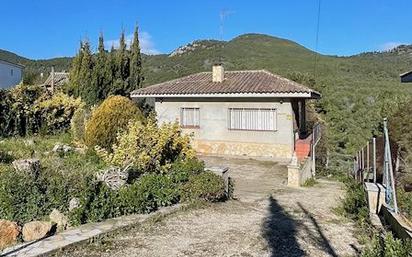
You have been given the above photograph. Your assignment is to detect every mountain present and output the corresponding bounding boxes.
[2,33,412,87]
[141,33,412,86]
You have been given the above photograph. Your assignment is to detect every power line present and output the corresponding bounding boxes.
[313,0,322,78]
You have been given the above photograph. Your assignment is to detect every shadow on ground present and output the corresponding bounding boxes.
[262,196,338,257]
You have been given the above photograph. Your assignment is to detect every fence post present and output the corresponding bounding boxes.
[373,137,376,183]
[367,142,370,181]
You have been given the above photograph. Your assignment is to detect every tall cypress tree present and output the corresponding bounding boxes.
[113,31,130,95]
[107,45,117,96]
[78,40,96,104]
[69,41,84,96]
[129,25,143,91]
[93,33,111,101]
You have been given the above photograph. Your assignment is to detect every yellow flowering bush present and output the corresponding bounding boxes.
[36,93,85,133]
[97,118,195,173]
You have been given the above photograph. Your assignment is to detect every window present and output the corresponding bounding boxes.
[180,108,200,128]
[228,108,277,131]
[10,69,13,76]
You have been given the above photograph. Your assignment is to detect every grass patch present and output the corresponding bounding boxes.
[302,178,318,187]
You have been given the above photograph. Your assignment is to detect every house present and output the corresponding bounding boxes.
[131,64,320,162]
[43,69,69,91]
[400,70,412,83]
[0,59,23,89]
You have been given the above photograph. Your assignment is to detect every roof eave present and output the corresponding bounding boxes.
[131,92,321,99]
[400,71,412,77]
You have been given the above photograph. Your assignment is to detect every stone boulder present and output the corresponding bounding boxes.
[22,221,53,242]
[0,220,20,250]
[12,159,40,177]
[49,209,68,231]
[52,143,73,154]
[69,197,80,212]
[96,167,129,190]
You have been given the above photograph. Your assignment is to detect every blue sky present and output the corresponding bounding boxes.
[1,0,411,59]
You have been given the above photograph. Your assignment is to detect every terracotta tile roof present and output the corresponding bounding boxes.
[131,70,320,98]
[43,72,69,87]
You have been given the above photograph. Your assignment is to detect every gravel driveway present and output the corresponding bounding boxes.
[55,156,360,257]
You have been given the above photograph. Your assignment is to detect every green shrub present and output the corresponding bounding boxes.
[97,118,195,173]
[70,106,90,143]
[396,188,412,221]
[69,178,120,226]
[181,171,226,202]
[362,233,412,257]
[119,174,179,215]
[85,95,144,150]
[0,159,95,225]
[340,177,368,221]
[135,174,179,207]
[0,150,14,164]
[0,169,47,225]
[169,158,205,184]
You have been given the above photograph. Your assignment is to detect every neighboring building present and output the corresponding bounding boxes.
[131,64,320,161]
[43,70,69,91]
[400,70,412,83]
[0,59,23,89]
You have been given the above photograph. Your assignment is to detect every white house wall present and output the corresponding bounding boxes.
[0,61,23,89]
[155,97,295,161]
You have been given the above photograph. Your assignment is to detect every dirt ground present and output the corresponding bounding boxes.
[55,156,360,257]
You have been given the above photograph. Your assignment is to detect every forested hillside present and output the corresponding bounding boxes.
[2,33,412,172]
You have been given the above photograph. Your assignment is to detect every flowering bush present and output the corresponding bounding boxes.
[97,118,195,173]
[0,85,84,137]
[36,93,84,134]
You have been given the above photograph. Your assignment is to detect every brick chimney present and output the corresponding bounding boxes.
[212,64,224,82]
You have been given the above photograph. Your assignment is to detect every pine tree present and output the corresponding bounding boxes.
[129,25,143,91]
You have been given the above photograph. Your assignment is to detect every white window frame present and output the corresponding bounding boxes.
[228,108,277,131]
[180,107,200,128]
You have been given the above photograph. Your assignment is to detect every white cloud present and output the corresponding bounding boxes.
[379,42,405,51]
[104,31,160,55]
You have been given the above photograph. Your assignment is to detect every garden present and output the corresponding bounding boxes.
[0,84,228,250]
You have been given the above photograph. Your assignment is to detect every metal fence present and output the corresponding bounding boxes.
[352,118,398,213]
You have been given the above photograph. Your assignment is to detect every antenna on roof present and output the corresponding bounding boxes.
[218,9,234,63]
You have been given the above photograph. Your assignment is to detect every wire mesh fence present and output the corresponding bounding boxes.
[352,118,399,213]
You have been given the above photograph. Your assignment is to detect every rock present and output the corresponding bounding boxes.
[0,220,20,250]
[24,139,35,146]
[52,143,73,154]
[96,166,129,190]
[49,209,68,231]
[22,221,53,242]
[12,159,40,176]
[69,197,80,212]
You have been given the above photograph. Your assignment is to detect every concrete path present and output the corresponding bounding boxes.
[1,205,181,257]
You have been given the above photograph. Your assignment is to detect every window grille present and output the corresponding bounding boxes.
[180,108,200,128]
[228,108,277,131]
